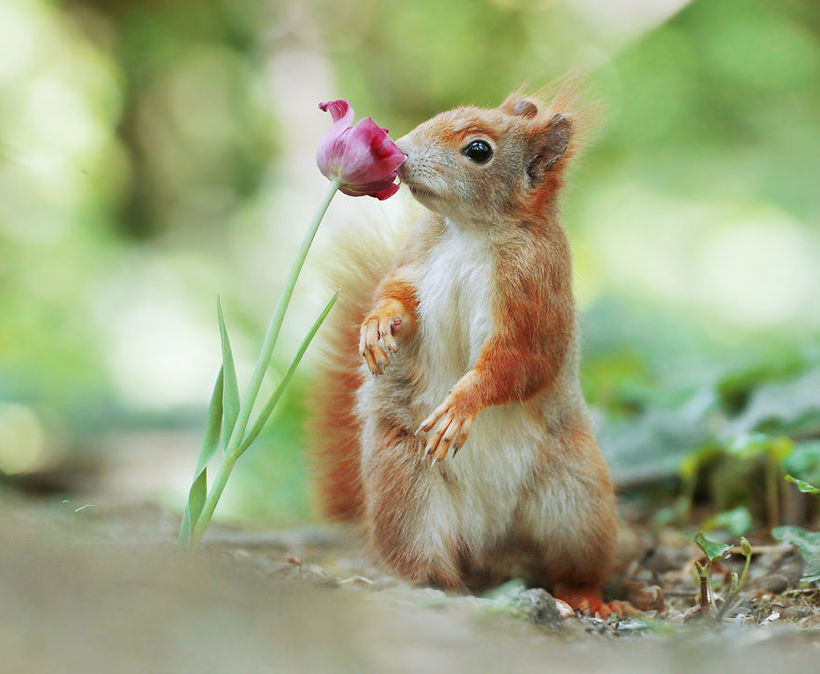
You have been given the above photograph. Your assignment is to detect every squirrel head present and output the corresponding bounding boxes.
[396,87,586,226]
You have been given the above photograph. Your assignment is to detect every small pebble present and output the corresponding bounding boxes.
[753,573,789,594]
[516,588,565,629]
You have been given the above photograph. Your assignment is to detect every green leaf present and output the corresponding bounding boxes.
[716,354,806,415]
[603,389,718,486]
[783,441,820,485]
[702,506,753,537]
[694,531,733,562]
[785,474,820,496]
[237,291,339,456]
[726,432,794,462]
[729,367,820,437]
[178,367,224,549]
[772,525,820,583]
[217,296,240,453]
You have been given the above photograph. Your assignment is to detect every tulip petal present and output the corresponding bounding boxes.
[339,177,400,200]
[342,118,406,182]
[316,124,350,180]
[318,99,354,126]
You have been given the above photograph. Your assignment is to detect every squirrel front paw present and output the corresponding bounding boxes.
[416,391,477,464]
[358,305,405,376]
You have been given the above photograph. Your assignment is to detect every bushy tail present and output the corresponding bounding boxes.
[309,219,402,520]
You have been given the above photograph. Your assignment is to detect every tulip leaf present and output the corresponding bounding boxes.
[178,367,224,549]
[772,525,820,583]
[785,474,820,496]
[238,290,339,456]
[694,531,733,562]
[217,296,240,453]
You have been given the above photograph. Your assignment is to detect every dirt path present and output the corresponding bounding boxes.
[2,496,818,674]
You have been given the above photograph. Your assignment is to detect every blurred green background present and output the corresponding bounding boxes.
[1,0,818,529]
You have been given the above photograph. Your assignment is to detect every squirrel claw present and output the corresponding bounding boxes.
[359,317,392,376]
[359,310,406,376]
[419,398,475,463]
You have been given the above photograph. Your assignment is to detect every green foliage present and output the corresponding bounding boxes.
[772,526,820,583]
[693,532,753,615]
[608,355,820,529]
[785,474,820,496]
[217,298,240,453]
[581,347,657,419]
[694,532,732,563]
[178,368,224,549]
[729,369,820,438]
[179,181,340,550]
[783,441,820,485]
[701,507,753,537]
[716,355,806,415]
[180,288,339,548]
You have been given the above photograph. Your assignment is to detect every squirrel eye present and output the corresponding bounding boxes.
[462,140,493,163]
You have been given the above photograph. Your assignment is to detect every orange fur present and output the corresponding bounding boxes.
[312,79,624,614]
[309,292,365,520]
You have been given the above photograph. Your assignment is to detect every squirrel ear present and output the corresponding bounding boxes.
[527,114,571,183]
[500,96,538,119]
[512,100,538,118]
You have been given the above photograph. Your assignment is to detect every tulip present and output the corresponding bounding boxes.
[316,99,406,200]
[179,97,403,551]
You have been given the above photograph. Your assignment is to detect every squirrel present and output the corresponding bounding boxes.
[312,80,629,618]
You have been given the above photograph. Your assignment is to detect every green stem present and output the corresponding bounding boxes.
[739,549,752,591]
[706,562,714,609]
[224,178,340,459]
[189,453,237,548]
[187,179,340,550]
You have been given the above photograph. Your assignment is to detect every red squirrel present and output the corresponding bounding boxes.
[313,82,628,617]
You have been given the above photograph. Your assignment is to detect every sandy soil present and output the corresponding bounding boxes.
[2,495,818,674]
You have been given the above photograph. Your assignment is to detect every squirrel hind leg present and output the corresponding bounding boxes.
[361,423,466,591]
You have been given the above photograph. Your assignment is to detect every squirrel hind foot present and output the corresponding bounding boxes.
[552,583,635,619]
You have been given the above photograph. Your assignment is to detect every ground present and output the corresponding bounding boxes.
[2,493,818,674]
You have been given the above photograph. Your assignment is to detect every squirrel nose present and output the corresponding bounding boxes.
[395,134,412,157]
[395,135,413,178]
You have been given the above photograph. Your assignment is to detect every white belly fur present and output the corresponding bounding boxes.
[413,223,551,551]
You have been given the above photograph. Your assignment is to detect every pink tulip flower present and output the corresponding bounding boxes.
[316,99,406,200]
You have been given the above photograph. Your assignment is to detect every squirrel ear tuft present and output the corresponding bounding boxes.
[527,114,572,183]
